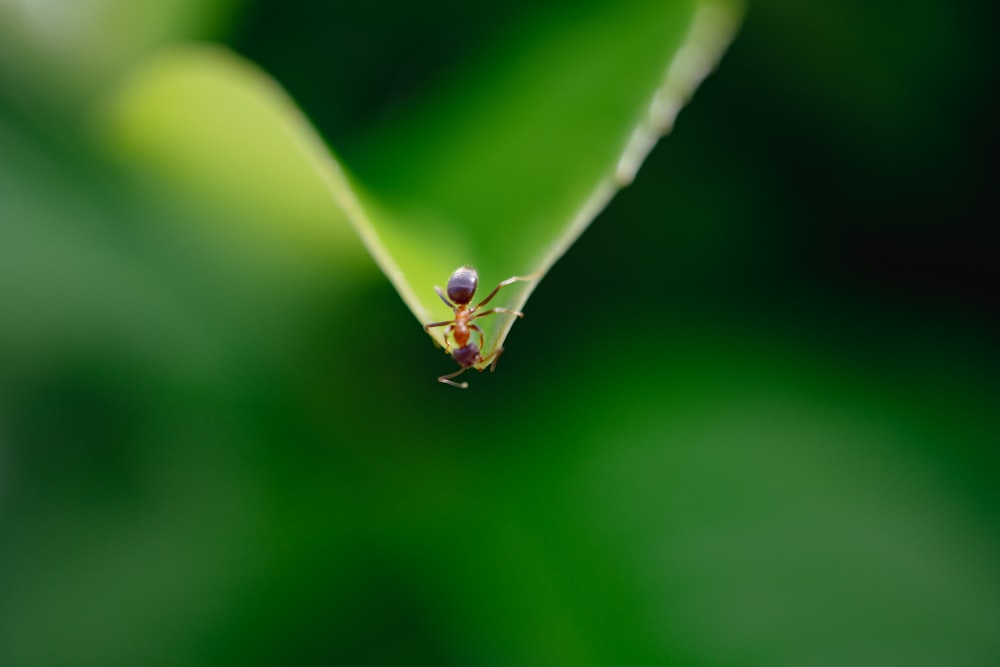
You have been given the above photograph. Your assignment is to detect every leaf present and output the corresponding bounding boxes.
[95,0,743,362]
[92,45,369,272]
[353,0,743,354]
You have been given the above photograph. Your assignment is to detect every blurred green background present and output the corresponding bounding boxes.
[1,1,998,665]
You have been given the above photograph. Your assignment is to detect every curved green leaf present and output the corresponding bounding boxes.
[92,45,369,271]
[95,0,743,364]
[354,0,743,355]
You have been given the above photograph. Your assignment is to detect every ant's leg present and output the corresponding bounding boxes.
[438,366,470,389]
[479,346,506,372]
[471,307,524,320]
[435,286,455,309]
[469,323,485,350]
[443,325,454,353]
[424,320,455,354]
[472,273,537,311]
[424,321,456,352]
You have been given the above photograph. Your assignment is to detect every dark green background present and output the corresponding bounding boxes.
[1,1,997,665]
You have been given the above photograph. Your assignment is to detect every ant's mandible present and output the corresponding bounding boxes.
[424,266,534,388]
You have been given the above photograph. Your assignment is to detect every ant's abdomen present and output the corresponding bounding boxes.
[446,266,478,305]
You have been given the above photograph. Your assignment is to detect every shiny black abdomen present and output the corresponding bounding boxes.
[447,266,478,305]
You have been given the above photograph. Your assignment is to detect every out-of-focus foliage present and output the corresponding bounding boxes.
[1,1,998,666]
[0,0,238,111]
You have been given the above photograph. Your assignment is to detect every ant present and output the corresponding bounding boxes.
[424,266,534,388]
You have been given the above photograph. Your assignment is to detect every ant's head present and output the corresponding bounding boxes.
[451,342,481,368]
[447,266,478,306]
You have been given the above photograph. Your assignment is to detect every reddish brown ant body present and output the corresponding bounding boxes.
[424,266,533,388]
